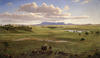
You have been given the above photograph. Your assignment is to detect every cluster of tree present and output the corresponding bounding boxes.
[0,24,32,32]
[78,31,100,36]
[79,30,100,41]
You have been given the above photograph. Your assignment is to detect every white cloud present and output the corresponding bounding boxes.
[72,0,91,4]
[18,2,63,17]
[0,2,89,24]
[0,12,43,20]
[0,12,89,24]
[72,0,80,2]
[64,5,70,10]
[0,12,44,24]
[18,2,89,19]
[81,0,90,4]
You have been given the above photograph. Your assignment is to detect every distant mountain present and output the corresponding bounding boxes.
[66,23,74,25]
[37,22,74,25]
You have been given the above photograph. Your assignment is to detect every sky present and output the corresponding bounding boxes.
[0,0,100,25]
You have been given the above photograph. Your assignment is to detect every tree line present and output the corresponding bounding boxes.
[0,24,32,32]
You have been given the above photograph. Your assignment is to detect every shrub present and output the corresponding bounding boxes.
[85,32,89,35]
[80,38,85,41]
[79,33,81,36]
[95,31,100,34]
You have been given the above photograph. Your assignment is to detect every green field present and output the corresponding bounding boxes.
[0,25,100,58]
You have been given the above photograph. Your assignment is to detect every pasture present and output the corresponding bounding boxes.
[0,25,100,58]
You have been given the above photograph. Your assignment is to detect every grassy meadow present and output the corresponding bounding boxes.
[0,24,100,58]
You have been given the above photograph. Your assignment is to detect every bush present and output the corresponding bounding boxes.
[80,38,85,41]
[85,32,89,35]
[2,42,9,48]
[95,31,100,34]
[79,33,81,36]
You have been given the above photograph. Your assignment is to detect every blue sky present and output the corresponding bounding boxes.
[0,0,86,13]
[0,0,100,24]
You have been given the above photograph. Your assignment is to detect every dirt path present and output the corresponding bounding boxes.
[13,38,68,43]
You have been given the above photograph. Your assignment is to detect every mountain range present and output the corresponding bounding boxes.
[37,22,74,25]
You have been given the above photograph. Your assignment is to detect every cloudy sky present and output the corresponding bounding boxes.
[0,0,100,24]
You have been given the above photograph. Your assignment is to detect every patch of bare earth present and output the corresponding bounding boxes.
[13,38,68,43]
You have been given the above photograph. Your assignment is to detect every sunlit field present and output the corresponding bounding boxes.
[0,24,100,58]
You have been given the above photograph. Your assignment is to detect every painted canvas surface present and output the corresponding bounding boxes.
[0,0,100,58]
